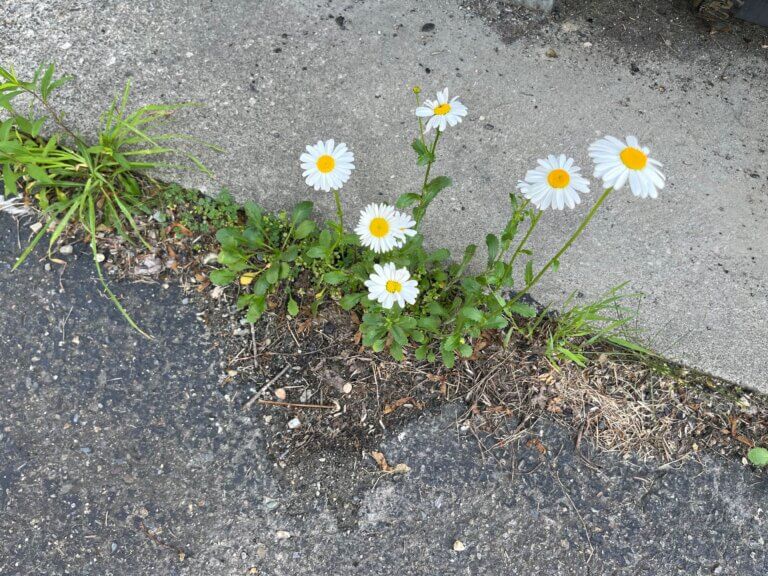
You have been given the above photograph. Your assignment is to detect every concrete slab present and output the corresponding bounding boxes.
[1,0,767,391]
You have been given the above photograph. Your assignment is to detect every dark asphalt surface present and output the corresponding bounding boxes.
[1,211,766,575]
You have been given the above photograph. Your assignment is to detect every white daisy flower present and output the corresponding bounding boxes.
[354,203,416,254]
[415,88,468,132]
[299,139,355,192]
[588,135,665,199]
[516,154,590,210]
[364,262,419,310]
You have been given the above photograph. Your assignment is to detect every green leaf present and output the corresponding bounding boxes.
[747,447,768,467]
[485,234,499,267]
[395,192,421,209]
[507,301,537,318]
[246,296,267,322]
[483,315,507,329]
[390,325,408,346]
[339,293,362,311]
[551,258,560,273]
[458,343,473,358]
[524,260,534,285]
[424,176,451,201]
[265,265,279,285]
[215,227,242,249]
[319,229,333,247]
[460,306,483,322]
[244,201,263,226]
[440,348,455,369]
[453,244,476,279]
[293,219,316,240]
[390,343,404,361]
[291,200,313,225]
[323,270,346,285]
[3,163,17,197]
[305,245,327,259]
[287,298,299,317]
[415,345,429,361]
[411,138,434,165]
[427,248,450,263]
[209,268,236,286]
[417,315,441,331]
[372,338,386,353]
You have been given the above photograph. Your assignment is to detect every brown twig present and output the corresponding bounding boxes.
[243,364,291,410]
[257,399,336,410]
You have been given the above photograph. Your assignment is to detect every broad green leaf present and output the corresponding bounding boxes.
[305,245,327,259]
[293,219,316,240]
[524,260,534,285]
[747,447,768,467]
[441,348,455,369]
[339,293,362,310]
[507,301,537,318]
[485,233,499,266]
[265,265,279,285]
[244,201,263,226]
[323,270,346,285]
[291,200,313,225]
[246,296,267,322]
[395,192,421,209]
[424,176,451,200]
[427,248,450,263]
[209,269,236,286]
[390,343,404,361]
[287,298,299,317]
[460,306,483,322]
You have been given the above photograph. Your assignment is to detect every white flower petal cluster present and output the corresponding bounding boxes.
[364,262,420,309]
[300,139,355,192]
[354,203,416,254]
[589,135,665,199]
[415,88,467,132]
[516,154,590,210]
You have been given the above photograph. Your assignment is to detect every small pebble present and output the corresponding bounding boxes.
[453,540,466,552]
[287,418,301,430]
[275,388,287,400]
[60,245,73,255]
[275,530,291,540]
[342,383,352,394]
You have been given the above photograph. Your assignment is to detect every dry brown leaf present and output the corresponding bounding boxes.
[370,451,410,474]
[526,437,548,455]
[382,396,422,415]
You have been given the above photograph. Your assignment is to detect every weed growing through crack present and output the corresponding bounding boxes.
[211,85,665,368]
[0,63,219,334]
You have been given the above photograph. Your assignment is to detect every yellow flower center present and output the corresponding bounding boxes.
[433,103,451,116]
[316,154,335,173]
[385,280,402,293]
[369,217,390,238]
[547,168,570,189]
[619,147,647,170]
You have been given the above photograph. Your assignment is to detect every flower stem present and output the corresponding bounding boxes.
[333,189,344,234]
[414,129,442,228]
[506,186,615,310]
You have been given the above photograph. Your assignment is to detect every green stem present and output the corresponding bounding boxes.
[506,186,615,310]
[327,188,345,258]
[508,208,541,268]
[414,129,442,228]
[333,189,344,235]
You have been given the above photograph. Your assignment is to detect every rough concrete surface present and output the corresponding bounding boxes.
[1,213,766,575]
[0,0,767,391]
